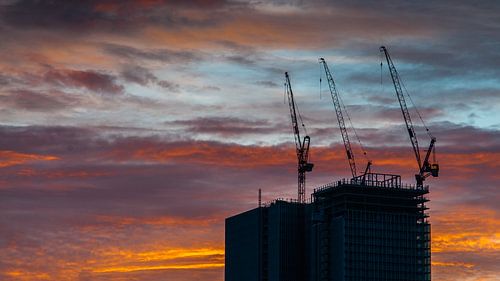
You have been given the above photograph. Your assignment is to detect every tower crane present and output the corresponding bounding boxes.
[380,46,439,187]
[319,58,371,179]
[285,72,314,203]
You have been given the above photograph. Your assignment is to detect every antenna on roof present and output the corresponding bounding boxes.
[258,188,262,208]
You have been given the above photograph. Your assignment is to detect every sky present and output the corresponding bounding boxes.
[0,0,499,280]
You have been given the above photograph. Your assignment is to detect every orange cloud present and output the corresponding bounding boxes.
[94,263,224,273]
[139,5,436,51]
[432,207,500,253]
[0,150,59,168]
[4,271,51,281]
[106,142,294,167]
[103,142,500,177]
[92,247,224,274]
[15,168,112,179]
[3,243,224,280]
[432,261,475,269]
[93,215,218,227]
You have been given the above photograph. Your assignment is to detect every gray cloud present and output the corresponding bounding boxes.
[0,89,79,111]
[169,116,280,136]
[0,0,229,31]
[45,69,124,95]
[104,43,203,64]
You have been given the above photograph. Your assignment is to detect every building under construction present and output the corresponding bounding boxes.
[226,47,436,281]
[225,173,431,281]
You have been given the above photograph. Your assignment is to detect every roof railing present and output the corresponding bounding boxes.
[314,173,429,193]
[261,197,311,207]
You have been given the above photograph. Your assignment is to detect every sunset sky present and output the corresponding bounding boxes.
[0,0,499,280]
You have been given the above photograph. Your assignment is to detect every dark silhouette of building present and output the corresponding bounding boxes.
[226,200,305,281]
[225,173,431,281]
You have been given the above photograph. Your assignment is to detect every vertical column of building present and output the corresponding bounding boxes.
[416,193,431,281]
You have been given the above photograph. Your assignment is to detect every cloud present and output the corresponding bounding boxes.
[0,150,58,168]
[121,66,158,86]
[103,43,202,64]
[121,66,179,91]
[0,124,498,280]
[45,69,124,95]
[256,80,279,87]
[431,204,500,280]
[432,206,500,254]
[0,89,79,111]
[91,247,224,273]
[0,0,229,32]
[157,80,179,91]
[0,1,499,280]
[0,1,106,30]
[168,117,278,136]
[0,73,18,86]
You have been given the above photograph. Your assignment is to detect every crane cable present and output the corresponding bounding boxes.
[401,80,433,139]
[296,99,308,136]
[380,54,434,140]
[380,51,383,90]
[319,63,323,100]
[320,68,370,162]
[291,78,312,162]
[337,89,370,162]
[284,79,308,136]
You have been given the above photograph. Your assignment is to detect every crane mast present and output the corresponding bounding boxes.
[285,72,314,203]
[380,46,439,187]
[320,58,366,178]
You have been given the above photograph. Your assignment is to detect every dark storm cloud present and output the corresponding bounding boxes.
[45,69,124,95]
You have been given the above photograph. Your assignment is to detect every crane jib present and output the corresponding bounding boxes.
[380,46,439,187]
[284,72,314,203]
[319,58,359,178]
